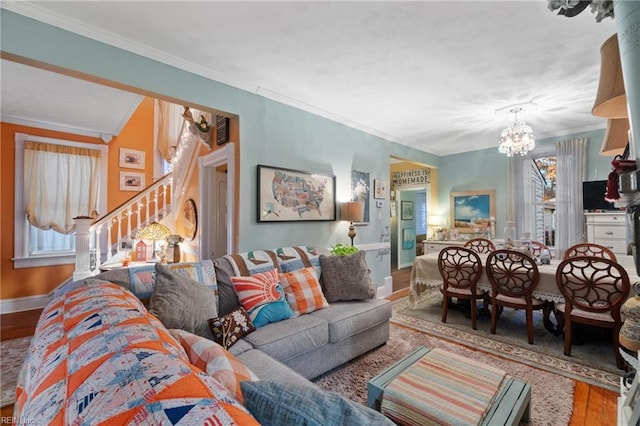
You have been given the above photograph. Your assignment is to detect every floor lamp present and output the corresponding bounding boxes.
[340,201,364,246]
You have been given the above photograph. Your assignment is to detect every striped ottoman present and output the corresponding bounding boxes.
[367,347,531,426]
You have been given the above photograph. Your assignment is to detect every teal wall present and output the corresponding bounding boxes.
[437,128,610,236]
[1,11,615,285]
[1,10,439,286]
[398,190,418,268]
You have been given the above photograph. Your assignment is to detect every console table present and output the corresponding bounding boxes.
[422,240,465,255]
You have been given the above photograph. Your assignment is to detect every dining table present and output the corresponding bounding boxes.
[408,251,640,332]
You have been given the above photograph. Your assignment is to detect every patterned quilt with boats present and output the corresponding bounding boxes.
[14,281,258,425]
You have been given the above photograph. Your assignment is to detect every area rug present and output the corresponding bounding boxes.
[1,336,31,408]
[313,324,574,426]
[393,293,622,391]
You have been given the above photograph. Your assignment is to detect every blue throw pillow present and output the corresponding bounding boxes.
[231,269,294,328]
[240,381,394,426]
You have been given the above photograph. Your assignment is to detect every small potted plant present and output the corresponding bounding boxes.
[329,243,359,256]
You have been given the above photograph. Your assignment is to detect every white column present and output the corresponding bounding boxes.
[73,216,94,281]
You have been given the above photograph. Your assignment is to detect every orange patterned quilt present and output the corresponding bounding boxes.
[15,281,258,425]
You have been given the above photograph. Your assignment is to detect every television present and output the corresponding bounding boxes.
[582,180,616,211]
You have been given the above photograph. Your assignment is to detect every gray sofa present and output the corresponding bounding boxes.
[213,246,392,380]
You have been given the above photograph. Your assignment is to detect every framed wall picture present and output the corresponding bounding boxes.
[401,201,414,220]
[374,179,388,199]
[119,148,145,169]
[403,228,415,249]
[183,198,198,241]
[257,164,336,222]
[351,170,370,224]
[119,171,145,191]
[450,189,496,233]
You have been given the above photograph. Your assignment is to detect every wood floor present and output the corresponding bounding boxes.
[0,268,618,424]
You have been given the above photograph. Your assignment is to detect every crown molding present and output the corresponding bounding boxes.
[1,3,408,148]
[1,114,114,142]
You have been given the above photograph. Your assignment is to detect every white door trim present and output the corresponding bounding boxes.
[198,143,235,259]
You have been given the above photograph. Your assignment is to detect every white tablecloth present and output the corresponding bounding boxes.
[409,251,640,308]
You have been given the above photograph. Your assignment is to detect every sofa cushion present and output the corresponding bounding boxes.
[274,246,321,275]
[214,256,242,316]
[86,260,217,300]
[208,306,256,350]
[232,269,293,328]
[309,299,392,343]
[319,251,376,302]
[243,314,328,362]
[169,329,259,403]
[15,281,258,426]
[240,381,394,426]
[236,349,316,389]
[149,263,217,339]
[279,267,329,316]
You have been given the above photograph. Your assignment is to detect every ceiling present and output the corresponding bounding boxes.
[1,1,618,155]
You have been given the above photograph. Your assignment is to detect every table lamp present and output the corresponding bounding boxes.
[135,221,171,262]
[341,201,364,245]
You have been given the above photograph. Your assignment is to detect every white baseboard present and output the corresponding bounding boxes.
[399,262,413,269]
[1,294,52,314]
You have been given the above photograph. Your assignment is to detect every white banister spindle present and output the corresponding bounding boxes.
[145,197,150,226]
[106,225,113,261]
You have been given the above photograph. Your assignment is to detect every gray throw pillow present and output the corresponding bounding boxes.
[149,263,217,339]
[240,381,394,426]
[319,250,376,302]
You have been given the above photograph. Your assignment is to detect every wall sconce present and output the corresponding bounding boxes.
[340,201,364,245]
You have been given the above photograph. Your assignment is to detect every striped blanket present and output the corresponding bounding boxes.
[380,348,507,425]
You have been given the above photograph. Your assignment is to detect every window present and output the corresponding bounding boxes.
[534,155,556,246]
[14,133,107,268]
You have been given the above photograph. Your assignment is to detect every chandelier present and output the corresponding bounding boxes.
[498,107,535,157]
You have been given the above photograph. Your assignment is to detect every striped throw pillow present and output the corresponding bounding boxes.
[170,328,259,403]
[279,267,329,315]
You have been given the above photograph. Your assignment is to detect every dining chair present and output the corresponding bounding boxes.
[530,241,551,259]
[563,242,617,261]
[485,250,552,344]
[464,238,496,254]
[438,246,485,330]
[555,256,630,369]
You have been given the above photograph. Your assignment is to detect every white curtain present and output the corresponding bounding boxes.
[157,101,213,162]
[555,138,587,258]
[506,155,528,237]
[24,141,101,234]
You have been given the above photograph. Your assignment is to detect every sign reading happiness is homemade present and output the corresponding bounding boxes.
[392,168,431,188]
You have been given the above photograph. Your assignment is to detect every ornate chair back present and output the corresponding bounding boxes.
[530,241,551,259]
[486,249,539,299]
[555,256,630,369]
[438,246,483,292]
[463,238,496,254]
[563,242,617,261]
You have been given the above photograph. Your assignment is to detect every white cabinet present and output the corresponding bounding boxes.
[422,240,465,255]
[585,212,629,256]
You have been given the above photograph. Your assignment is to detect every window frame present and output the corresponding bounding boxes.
[13,133,108,269]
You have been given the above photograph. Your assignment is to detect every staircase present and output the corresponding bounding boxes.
[72,116,207,281]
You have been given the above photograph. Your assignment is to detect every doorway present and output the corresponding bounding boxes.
[392,186,428,270]
[199,143,235,260]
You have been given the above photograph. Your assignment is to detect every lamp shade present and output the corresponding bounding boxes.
[592,34,628,119]
[340,201,364,223]
[600,117,630,156]
[135,221,171,240]
[620,295,640,352]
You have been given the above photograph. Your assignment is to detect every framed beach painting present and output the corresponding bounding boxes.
[450,190,496,233]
